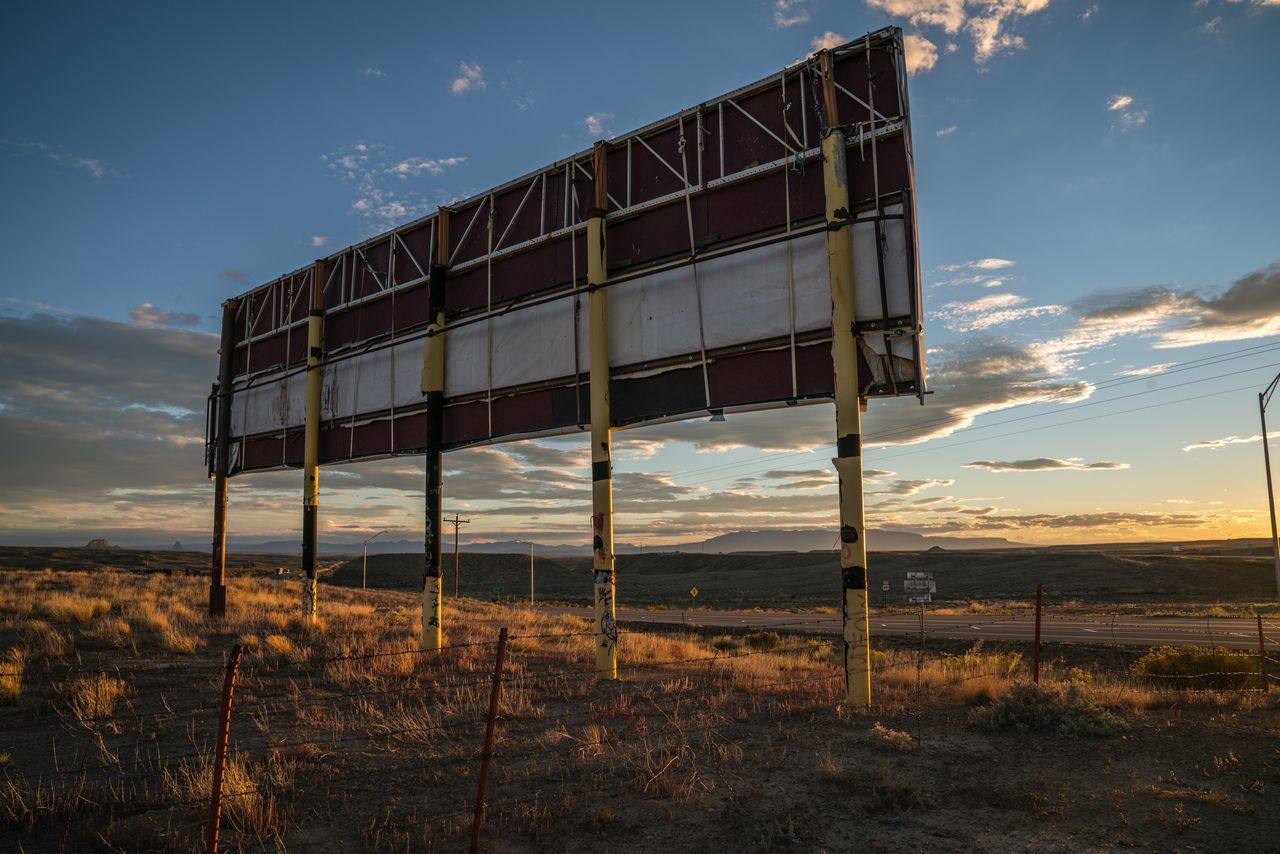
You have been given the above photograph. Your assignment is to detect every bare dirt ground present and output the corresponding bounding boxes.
[0,569,1277,852]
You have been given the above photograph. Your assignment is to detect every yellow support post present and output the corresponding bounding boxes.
[421,210,450,651]
[301,259,325,624]
[587,141,618,680]
[820,51,871,707]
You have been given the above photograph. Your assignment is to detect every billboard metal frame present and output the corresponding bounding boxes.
[206,27,925,707]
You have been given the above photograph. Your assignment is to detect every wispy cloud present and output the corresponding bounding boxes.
[388,156,468,179]
[935,125,958,137]
[310,235,328,248]
[1107,94,1147,129]
[773,0,810,28]
[583,113,614,137]
[1079,4,1098,20]
[1,138,113,178]
[362,66,385,78]
[450,61,486,95]
[321,141,466,227]
[1106,94,1133,111]
[964,458,1129,472]
[128,304,200,329]
[937,292,1067,333]
[218,267,248,285]
[1183,434,1261,452]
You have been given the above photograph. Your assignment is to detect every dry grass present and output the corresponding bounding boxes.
[0,567,1275,851]
[61,673,128,727]
[0,647,24,705]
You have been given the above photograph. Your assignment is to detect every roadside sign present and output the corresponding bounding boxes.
[492,586,504,594]
[906,572,933,580]
[690,586,698,598]
[881,580,890,592]
[909,594,931,604]
[903,580,937,593]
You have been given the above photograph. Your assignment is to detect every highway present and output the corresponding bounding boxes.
[538,607,1277,651]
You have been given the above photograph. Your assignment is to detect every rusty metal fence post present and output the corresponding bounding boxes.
[1033,584,1043,685]
[1259,615,1270,691]
[470,627,509,853]
[207,644,244,854]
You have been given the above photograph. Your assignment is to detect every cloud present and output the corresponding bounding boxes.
[810,31,846,52]
[450,61,486,95]
[904,32,940,74]
[1075,262,1280,348]
[1079,3,1098,20]
[863,338,1093,447]
[964,458,1129,472]
[1115,363,1176,377]
[322,141,464,228]
[864,0,1051,65]
[937,292,1067,333]
[1203,15,1222,32]
[128,304,201,329]
[512,95,536,111]
[310,235,328,247]
[938,257,1014,273]
[362,67,386,78]
[0,312,219,530]
[1183,434,1262,452]
[218,267,248,285]
[869,478,954,495]
[773,0,811,27]
[935,125,957,137]
[1,138,113,179]
[1106,94,1147,130]
[388,156,468,179]
[583,113,614,137]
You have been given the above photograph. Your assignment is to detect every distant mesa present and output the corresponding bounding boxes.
[83,538,117,549]
[171,541,185,551]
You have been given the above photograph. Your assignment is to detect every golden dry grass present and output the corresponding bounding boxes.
[0,567,1275,851]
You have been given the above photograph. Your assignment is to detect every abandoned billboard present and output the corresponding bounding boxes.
[209,27,924,476]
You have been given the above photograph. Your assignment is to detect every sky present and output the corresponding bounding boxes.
[2,0,1280,549]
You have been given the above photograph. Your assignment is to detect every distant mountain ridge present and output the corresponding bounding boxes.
[217,528,1028,555]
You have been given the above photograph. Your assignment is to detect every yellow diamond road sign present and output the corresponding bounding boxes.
[690,587,698,598]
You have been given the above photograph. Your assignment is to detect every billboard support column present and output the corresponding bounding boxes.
[421,211,450,651]
[588,141,618,680]
[301,260,325,624]
[210,298,239,618]
[820,50,871,707]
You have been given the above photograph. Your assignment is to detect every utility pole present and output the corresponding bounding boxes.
[1259,371,1280,600]
[444,514,470,597]
[361,530,388,590]
[209,297,239,618]
[529,541,535,605]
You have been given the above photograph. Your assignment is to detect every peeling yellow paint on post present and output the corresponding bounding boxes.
[301,260,325,625]
[821,51,871,707]
[421,210,449,652]
[588,141,618,680]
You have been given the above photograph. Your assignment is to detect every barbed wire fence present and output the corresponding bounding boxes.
[1,597,1277,852]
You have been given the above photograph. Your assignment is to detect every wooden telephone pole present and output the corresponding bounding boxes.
[445,514,470,597]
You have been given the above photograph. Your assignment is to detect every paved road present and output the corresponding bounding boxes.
[539,607,1275,651]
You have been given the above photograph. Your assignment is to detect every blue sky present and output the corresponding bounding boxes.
[2,0,1280,547]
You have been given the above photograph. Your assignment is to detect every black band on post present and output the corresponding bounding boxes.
[837,434,861,458]
[592,460,611,482]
